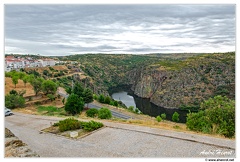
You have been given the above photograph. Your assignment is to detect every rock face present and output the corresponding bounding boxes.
[130,53,235,108]
[5,128,39,157]
[71,52,234,109]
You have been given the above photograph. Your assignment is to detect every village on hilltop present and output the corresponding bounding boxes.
[4,55,62,72]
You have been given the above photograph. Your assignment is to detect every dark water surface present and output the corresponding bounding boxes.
[112,90,188,123]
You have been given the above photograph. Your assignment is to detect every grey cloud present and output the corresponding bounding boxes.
[5,4,235,55]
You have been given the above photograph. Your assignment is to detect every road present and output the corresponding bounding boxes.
[87,103,131,119]
[57,91,131,120]
[5,112,235,158]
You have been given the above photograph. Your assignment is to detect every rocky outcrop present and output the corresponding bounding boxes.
[5,128,39,157]
[130,53,235,108]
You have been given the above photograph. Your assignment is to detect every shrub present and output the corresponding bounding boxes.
[5,94,25,109]
[86,108,99,118]
[80,120,103,131]
[104,96,111,104]
[93,94,98,100]
[57,118,81,132]
[187,96,235,138]
[113,101,118,107]
[160,113,166,120]
[156,116,162,122]
[9,89,18,95]
[134,108,140,114]
[186,111,212,133]
[98,108,112,119]
[128,106,134,112]
[98,94,105,103]
[47,94,56,101]
[49,67,54,71]
[172,112,179,122]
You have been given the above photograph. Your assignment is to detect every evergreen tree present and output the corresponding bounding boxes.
[65,94,84,115]
[73,82,84,97]
[83,88,93,108]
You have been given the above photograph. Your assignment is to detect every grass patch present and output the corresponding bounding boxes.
[37,106,66,116]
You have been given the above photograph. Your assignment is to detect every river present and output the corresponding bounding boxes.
[112,91,188,123]
[111,91,136,108]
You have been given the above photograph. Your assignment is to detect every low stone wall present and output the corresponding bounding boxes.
[24,94,43,102]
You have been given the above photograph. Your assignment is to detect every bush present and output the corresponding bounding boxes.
[93,94,98,100]
[134,108,140,114]
[80,120,103,131]
[186,111,212,133]
[156,116,162,122]
[172,112,179,122]
[160,113,166,120]
[128,106,134,112]
[104,96,111,104]
[98,108,112,119]
[5,94,25,109]
[47,94,56,101]
[9,89,18,95]
[113,101,118,107]
[57,118,81,132]
[86,108,99,118]
[187,95,235,138]
[98,94,105,103]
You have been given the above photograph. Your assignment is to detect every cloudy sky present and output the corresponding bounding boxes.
[5,4,235,56]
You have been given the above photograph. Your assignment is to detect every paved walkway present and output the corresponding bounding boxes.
[5,112,235,157]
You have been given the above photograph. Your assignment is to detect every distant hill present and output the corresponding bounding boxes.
[12,52,234,109]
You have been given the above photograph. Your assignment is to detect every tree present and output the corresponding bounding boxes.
[30,77,44,96]
[18,72,26,80]
[12,75,19,88]
[41,80,58,95]
[104,96,111,104]
[187,95,235,138]
[172,112,179,122]
[22,76,29,87]
[73,82,84,97]
[83,88,93,108]
[43,70,50,76]
[98,94,105,103]
[65,94,84,115]
[65,86,72,94]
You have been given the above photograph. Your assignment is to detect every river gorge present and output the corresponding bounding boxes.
[111,90,188,123]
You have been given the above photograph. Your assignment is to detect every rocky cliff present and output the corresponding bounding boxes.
[130,52,235,108]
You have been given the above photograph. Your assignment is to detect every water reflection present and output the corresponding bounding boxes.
[111,91,136,108]
[112,90,188,123]
[132,94,188,123]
